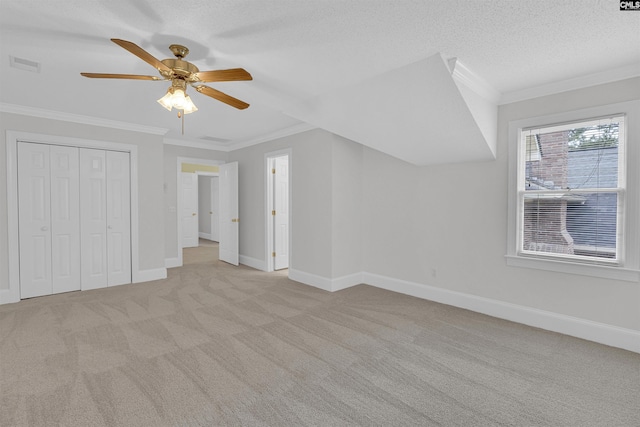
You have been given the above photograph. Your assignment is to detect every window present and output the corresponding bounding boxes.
[506,100,640,281]
[518,115,624,264]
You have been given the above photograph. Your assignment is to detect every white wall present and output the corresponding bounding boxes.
[0,112,166,291]
[331,135,363,278]
[362,77,640,332]
[229,129,337,278]
[362,147,424,281]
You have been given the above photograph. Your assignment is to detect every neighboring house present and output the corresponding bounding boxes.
[524,136,618,259]
[567,147,618,258]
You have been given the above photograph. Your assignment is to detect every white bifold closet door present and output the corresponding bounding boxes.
[80,148,131,290]
[17,143,131,299]
[18,142,81,298]
[105,150,131,286]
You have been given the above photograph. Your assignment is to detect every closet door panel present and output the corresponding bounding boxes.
[80,148,108,290]
[50,145,81,294]
[18,142,52,298]
[106,151,131,286]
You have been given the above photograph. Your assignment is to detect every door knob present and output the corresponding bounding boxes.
[192,213,197,216]
[41,226,48,231]
[107,225,113,230]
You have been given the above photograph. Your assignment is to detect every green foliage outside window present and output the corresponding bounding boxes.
[568,124,618,151]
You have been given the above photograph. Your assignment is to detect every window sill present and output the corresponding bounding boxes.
[505,255,640,282]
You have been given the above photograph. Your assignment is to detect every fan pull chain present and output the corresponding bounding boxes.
[178,111,184,135]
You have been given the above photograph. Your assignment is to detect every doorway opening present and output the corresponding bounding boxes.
[266,150,291,272]
[180,170,219,248]
[176,157,223,267]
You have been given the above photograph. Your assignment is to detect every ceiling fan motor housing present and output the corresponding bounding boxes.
[160,58,199,80]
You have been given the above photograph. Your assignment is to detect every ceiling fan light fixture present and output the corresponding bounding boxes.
[182,95,198,114]
[157,88,175,111]
[157,80,197,113]
[171,88,187,109]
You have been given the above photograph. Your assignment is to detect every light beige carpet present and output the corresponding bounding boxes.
[1,242,639,426]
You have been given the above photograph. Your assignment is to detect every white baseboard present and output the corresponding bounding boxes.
[240,255,267,271]
[198,232,216,240]
[286,269,640,353]
[362,272,640,354]
[0,267,169,305]
[288,269,362,292]
[0,288,20,305]
[165,257,181,269]
[332,272,364,291]
[134,268,167,283]
[289,269,333,291]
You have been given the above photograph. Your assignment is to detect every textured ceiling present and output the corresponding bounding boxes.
[1,0,639,154]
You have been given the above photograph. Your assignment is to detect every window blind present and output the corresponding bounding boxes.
[518,115,625,263]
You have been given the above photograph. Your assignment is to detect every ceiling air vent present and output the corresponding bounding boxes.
[10,56,41,73]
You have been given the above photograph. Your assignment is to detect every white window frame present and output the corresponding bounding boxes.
[506,100,640,282]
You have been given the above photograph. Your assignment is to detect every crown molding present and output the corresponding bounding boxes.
[499,64,640,105]
[448,57,501,104]
[0,103,169,135]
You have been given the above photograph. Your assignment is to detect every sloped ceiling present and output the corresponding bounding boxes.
[0,1,639,163]
[286,53,496,166]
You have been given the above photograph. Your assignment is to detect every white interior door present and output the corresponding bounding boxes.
[211,176,220,242]
[106,151,131,286]
[18,142,53,298]
[274,156,289,270]
[219,162,239,265]
[50,145,81,294]
[198,175,211,238]
[80,148,108,290]
[181,172,199,248]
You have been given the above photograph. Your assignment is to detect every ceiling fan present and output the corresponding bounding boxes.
[81,38,252,114]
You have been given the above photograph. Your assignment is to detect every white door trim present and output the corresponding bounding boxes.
[175,157,224,268]
[4,130,140,305]
[264,148,292,273]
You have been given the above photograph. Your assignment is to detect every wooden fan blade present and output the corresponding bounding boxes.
[81,73,162,80]
[111,38,172,73]
[194,85,250,110]
[193,68,253,83]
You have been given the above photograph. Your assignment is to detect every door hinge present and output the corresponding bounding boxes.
[272,210,276,216]
[272,168,276,174]
[272,252,276,257]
